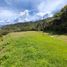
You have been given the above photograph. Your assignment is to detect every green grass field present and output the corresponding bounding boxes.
[0,31,67,67]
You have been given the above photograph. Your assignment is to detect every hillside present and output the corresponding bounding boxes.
[0,5,67,36]
[0,21,38,35]
[0,31,67,67]
[43,5,67,33]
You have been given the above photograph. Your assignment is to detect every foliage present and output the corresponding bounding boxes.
[43,5,67,33]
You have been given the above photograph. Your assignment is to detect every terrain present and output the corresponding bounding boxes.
[0,31,67,67]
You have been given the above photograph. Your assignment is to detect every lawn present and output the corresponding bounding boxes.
[0,31,67,67]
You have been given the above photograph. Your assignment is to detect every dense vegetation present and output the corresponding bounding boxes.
[0,31,67,67]
[43,5,67,33]
[0,5,67,35]
[0,22,38,35]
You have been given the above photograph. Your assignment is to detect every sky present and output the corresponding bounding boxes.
[0,0,67,25]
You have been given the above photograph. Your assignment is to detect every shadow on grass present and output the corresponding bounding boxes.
[43,30,67,36]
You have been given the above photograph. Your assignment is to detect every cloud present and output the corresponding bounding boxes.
[0,0,67,25]
[20,10,29,16]
[18,10,30,22]
[16,10,40,22]
[0,10,16,18]
[36,0,67,19]
[37,0,65,13]
[0,9,42,24]
[0,9,32,24]
[0,9,18,25]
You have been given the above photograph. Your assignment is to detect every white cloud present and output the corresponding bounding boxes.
[0,9,18,25]
[36,0,66,19]
[0,10,16,18]
[18,10,31,22]
[19,10,29,16]
[0,9,31,24]
[0,0,67,25]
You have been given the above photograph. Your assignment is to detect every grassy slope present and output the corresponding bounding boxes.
[0,31,67,67]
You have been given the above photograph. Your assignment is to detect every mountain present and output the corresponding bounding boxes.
[0,5,67,35]
[43,5,67,33]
